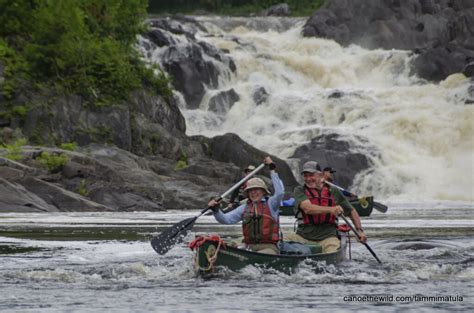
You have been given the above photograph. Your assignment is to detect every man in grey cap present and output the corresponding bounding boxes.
[287,161,367,253]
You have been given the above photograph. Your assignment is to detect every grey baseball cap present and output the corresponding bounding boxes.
[301,161,322,174]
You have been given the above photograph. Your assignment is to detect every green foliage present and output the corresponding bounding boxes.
[1,0,171,105]
[147,0,325,16]
[78,179,89,196]
[0,103,29,125]
[0,138,27,161]
[174,150,188,170]
[11,105,28,118]
[0,39,28,99]
[175,160,187,170]
[37,151,69,173]
[60,142,77,151]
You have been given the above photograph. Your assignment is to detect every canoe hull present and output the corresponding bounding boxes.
[194,233,348,276]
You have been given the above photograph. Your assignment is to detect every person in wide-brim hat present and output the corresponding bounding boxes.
[243,177,271,197]
[207,156,285,255]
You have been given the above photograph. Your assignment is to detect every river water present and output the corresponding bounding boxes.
[2,15,472,313]
[1,201,473,312]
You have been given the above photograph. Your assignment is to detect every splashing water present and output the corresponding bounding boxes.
[142,16,473,202]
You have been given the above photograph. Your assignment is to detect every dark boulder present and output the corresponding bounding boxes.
[411,45,473,81]
[193,133,299,191]
[148,17,198,40]
[261,3,291,17]
[463,61,474,77]
[252,86,269,105]
[145,28,177,47]
[302,0,474,81]
[161,44,219,109]
[466,83,474,104]
[290,133,376,189]
[147,17,237,110]
[208,89,240,115]
[198,41,237,72]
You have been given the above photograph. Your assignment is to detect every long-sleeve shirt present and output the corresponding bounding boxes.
[213,171,284,224]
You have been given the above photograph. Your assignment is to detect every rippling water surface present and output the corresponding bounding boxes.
[1,201,473,312]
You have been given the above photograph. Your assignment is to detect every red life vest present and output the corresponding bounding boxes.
[241,200,279,244]
[301,186,337,225]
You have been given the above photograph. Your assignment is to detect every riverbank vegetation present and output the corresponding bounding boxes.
[0,0,171,107]
[147,0,324,16]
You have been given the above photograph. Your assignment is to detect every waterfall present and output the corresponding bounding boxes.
[141,16,473,202]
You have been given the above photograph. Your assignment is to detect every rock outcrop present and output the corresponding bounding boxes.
[144,17,236,110]
[290,133,378,188]
[302,0,474,81]
[260,3,291,17]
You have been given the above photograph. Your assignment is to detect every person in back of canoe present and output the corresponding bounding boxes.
[208,156,284,255]
[323,166,354,197]
[226,164,256,210]
[287,161,367,253]
[322,166,335,182]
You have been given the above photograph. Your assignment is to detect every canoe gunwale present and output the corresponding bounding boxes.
[194,233,348,275]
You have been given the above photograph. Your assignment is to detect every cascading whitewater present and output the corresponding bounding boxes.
[140,16,473,202]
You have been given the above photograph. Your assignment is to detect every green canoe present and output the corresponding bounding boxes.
[192,233,348,276]
[279,196,374,217]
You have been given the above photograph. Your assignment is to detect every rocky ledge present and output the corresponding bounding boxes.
[303,0,474,81]
[0,141,298,213]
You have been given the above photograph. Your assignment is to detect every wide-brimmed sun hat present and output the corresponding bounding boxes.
[244,177,270,195]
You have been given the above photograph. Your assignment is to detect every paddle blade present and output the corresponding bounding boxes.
[373,201,388,213]
[150,217,197,255]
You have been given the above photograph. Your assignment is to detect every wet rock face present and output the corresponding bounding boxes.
[261,3,291,17]
[193,133,299,191]
[290,133,375,188]
[252,87,269,105]
[208,89,240,115]
[144,17,236,110]
[161,44,220,109]
[12,88,195,160]
[0,145,244,212]
[302,0,474,81]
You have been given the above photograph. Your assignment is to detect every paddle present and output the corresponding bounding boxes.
[338,214,382,264]
[323,180,388,213]
[150,163,266,255]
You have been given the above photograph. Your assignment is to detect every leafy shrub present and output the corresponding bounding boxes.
[175,160,187,170]
[60,142,77,151]
[175,150,188,170]
[0,0,171,105]
[37,151,69,173]
[0,138,27,161]
[78,179,89,196]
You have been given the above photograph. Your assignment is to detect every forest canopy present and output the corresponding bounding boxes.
[0,0,171,104]
[147,0,324,16]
